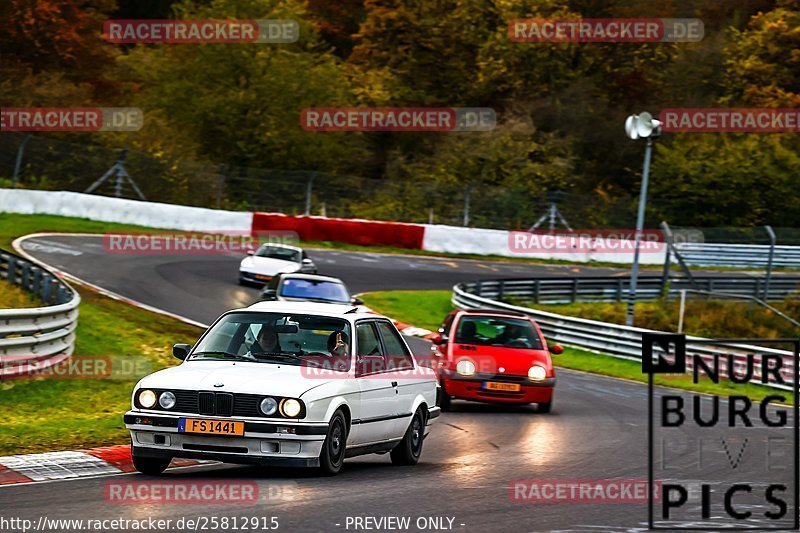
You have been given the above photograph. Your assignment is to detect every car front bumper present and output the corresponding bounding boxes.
[125,412,328,467]
[441,374,555,404]
[238,270,273,285]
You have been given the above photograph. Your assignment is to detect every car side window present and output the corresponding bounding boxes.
[356,322,383,357]
[376,321,413,371]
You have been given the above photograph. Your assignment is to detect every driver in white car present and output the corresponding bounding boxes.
[251,324,281,355]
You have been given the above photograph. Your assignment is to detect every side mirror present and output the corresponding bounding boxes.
[351,297,364,305]
[301,258,313,265]
[550,344,564,355]
[432,333,449,345]
[261,288,277,300]
[173,343,191,361]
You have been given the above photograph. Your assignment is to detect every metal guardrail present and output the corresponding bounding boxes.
[470,275,800,304]
[675,243,800,269]
[452,282,797,391]
[0,250,80,377]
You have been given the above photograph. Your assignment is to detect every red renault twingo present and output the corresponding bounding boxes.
[432,309,563,412]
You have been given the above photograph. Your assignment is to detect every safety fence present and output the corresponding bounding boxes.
[674,243,800,269]
[0,250,80,377]
[452,280,798,391]
[467,275,800,304]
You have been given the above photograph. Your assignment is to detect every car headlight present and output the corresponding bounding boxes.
[280,398,302,418]
[138,389,157,408]
[528,365,547,381]
[260,397,278,416]
[456,360,476,376]
[158,391,176,409]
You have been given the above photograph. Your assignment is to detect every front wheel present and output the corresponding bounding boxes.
[438,381,452,412]
[319,410,347,475]
[132,454,171,475]
[391,408,425,466]
[538,400,553,413]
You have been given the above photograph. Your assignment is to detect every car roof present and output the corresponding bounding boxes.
[277,273,343,284]
[456,308,530,319]
[244,300,378,320]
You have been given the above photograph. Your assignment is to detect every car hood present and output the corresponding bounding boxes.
[240,256,298,275]
[138,360,327,397]
[448,343,552,375]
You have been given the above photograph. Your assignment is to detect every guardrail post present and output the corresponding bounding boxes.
[534,280,541,303]
[616,279,624,302]
[475,280,482,296]
[32,267,42,296]
[6,256,15,283]
[497,279,505,301]
[659,221,672,295]
[42,274,53,303]
[21,262,30,290]
[572,279,579,303]
[763,225,776,300]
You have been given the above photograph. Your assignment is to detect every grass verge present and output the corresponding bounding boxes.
[362,290,794,405]
[0,280,38,308]
[0,287,202,454]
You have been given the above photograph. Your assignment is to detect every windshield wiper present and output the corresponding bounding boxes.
[253,352,302,361]
[191,351,256,361]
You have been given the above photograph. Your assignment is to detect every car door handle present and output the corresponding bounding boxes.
[391,381,398,387]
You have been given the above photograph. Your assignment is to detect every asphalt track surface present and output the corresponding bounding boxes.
[2,234,796,532]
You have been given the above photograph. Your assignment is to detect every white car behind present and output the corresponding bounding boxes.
[238,243,317,285]
[126,301,439,475]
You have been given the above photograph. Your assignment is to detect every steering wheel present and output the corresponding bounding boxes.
[506,339,530,348]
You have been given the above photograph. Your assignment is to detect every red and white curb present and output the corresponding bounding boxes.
[0,445,205,486]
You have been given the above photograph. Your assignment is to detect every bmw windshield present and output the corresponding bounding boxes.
[191,312,351,369]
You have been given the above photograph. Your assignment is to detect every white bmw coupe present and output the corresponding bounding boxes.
[126,301,439,475]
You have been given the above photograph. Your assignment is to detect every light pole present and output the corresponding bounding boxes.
[624,112,661,327]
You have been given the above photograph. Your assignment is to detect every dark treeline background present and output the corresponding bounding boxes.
[1,0,798,229]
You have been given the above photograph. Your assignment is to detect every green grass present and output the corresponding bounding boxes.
[362,289,794,404]
[360,290,452,332]
[0,280,38,308]
[0,213,149,248]
[0,287,202,454]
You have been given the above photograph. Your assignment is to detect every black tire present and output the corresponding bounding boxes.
[132,454,171,475]
[391,408,425,466]
[538,401,553,413]
[319,410,347,476]
[439,381,452,412]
